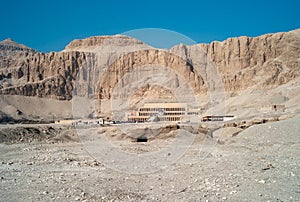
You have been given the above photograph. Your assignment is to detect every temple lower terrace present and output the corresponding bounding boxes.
[128,102,198,122]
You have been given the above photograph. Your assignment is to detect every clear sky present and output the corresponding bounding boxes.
[1,0,299,52]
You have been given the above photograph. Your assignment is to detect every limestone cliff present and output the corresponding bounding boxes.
[0,50,89,100]
[0,29,299,104]
[171,29,300,91]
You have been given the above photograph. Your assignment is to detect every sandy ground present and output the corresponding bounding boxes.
[0,95,72,121]
[0,115,299,202]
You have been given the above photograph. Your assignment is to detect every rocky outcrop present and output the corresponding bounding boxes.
[64,35,151,53]
[0,38,36,54]
[0,36,154,100]
[0,29,299,103]
[0,50,92,100]
[171,29,300,91]
[97,49,206,100]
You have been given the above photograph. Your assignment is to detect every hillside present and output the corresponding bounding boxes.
[0,29,299,120]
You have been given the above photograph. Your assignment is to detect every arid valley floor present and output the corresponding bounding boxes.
[0,114,299,201]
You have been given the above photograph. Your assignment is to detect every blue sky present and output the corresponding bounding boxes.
[0,0,299,52]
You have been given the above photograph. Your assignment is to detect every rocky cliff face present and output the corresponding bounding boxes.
[97,49,206,100]
[0,50,90,100]
[171,29,300,91]
[0,29,299,104]
[0,35,154,100]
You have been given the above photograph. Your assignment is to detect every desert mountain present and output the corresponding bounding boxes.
[0,38,36,53]
[0,29,299,120]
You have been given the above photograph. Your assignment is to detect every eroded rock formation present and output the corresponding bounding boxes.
[0,29,299,103]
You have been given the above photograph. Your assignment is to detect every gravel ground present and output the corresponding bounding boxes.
[0,116,299,201]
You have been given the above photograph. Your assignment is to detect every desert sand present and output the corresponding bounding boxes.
[0,113,299,201]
